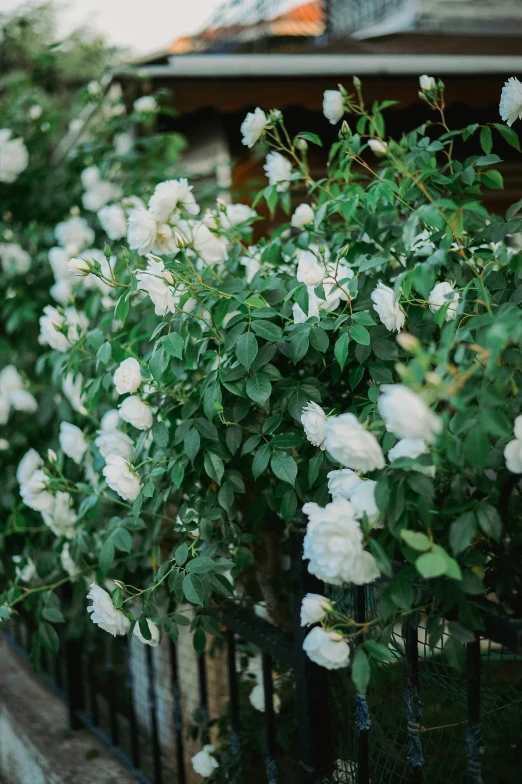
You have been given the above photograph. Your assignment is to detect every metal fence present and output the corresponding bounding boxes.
[5,525,522,784]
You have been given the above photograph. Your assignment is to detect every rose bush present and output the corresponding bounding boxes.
[3,50,522,772]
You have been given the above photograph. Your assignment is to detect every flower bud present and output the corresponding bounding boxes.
[352,76,361,90]
[68,257,90,276]
[294,136,308,151]
[47,448,58,462]
[70,205,80,216]
[396,332,420,352]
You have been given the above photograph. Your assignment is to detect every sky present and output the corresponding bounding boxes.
[1,0,225,56]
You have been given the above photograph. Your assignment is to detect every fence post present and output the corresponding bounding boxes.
[291,513,332,784]
[64,637,84,730]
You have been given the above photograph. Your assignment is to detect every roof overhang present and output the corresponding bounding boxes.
[115,53,522,79]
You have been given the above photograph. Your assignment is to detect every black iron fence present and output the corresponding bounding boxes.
[5,528,522,784]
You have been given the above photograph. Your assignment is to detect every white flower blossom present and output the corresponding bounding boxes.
[301,401,327,449]
[324,414,385,473]
[264,152,292,192]
[115,132,133,156]
[87,583,131,636]
[0,243,31,275]
[38,306,88,352]
[292,288,320,323]
[178,220,228,266]
[504,415,522,473]
[291,203,314,229]
[9,389,38,413]
[62,372,87,415]
[127,208,157,255]
[29,105,42,120]
[148,179,199,222]
[98,204,127,240]
[240,107,269,147]
[371,283,404,332]
[114,358,142,395]
[0,129,28,183]
[60,543,80,578]
[133,619,160,647]
[136,256,178,316]
[54,216,94,254]
[240,249,262,283]
[296,251,325,286]
[68,256,90,276]
[349,480,380,526]
[303,626,350,669]
[300,593,332,626]
[327,469,363,501]
[220,203,255,228]
[368,139,388,154]
[20,469,54,514]
[249,682,281,713]
[323,90,345,125]
[428,281,459,321]
[388,438,434,476]
[95,429,134,462]
[16,449,43,485]
[119,395,153,430]
[378,385,442,443]
[419,75,436,92]
[134,95,156,113]
[42,492,77,538]
[103,455,142,501]
[500,77,522,127]
[191,745,219,778]
[59,422,88,465]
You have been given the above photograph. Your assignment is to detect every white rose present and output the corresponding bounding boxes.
[54,216,94,254]
[240,107,269,147]
[64,307,88,343]
[323,90,345,125]
[324,413,385,473]
[249,682,281,713]
[191,745,219,778]
[9,389,38,413]
[87,583,131,636]
[97,204,127,240]
[0,365,22,397]
[514,415,522,441]
[368,139,388,154]
[220,203,255,228]
[68,256,90,276]
[59,422,88,465]
[100,409,120,431]
[0,129,29,183]
[50,279,73,305]
[240,252,261,283]
[428,281,459,321]
[371,283,404,332]
[301,401,327,449]
[349,480,380,526]
[60,543,80,578]
[419,74,436,92]
[303,626,350,669]
[505,438,522,473]
[0,397,9,425]
[83,180,122,213]
[327,469,363,501]
[103,455,142,501]
[81,166,101,190]
[296,251,325,286]
[378,384,442,443]
[291,203,314,229]
[134,95,156,113]
[20,470,54,514]
[63,372,87,415]
[300,593,332,626]
[127,208,157,255]
[48,246,71,280]
[148,178,199,221]
[133,618,160,647]
[119,396,153,430]
[16,448,43,485]
[292,288,320,323]
[38,305,69,352]
[0,243,31,275]
[42,492,77,538]
[303,499,379,585]
[29,105,42,120]
[264,151,292,193]
[15,558,36,584]
[114,358,142,395]
[0,437,10,449]
[136,256,178,316]
[178,220,228,266]
[388,438,434,476]
[95,429,134,461]
[114,132,133,156]
[499,77,522,127]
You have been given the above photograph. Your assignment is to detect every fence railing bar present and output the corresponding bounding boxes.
[198,651,210,745]
[105,635,120,747]
[145,645,163,784]
[125,639,141,770]
[226,630,242,759]
[65,638,84,730]
[262,652,278,784]
[465,636,484,783]
[169,640,186,784]
[405,626,423,782]
[208,603,294,667]
[356,586,370,784]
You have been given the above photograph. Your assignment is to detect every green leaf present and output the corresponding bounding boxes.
[236,332,258,371]
[211,573,234,597]
[308,449,324,487]
[351,647,370,693]
[42,607,65,624]
[479,125,492,155]
[270,433,305,449]
[476,503,502,541]
[463,424,489,468]
[251,321,283,342]
[226,425,242,455]
[175,543,188,566]
[281,488,297,522]
[112,527,132,553]
[38,622,60,654]
[506,196,522,221]
[115,292,130,325]
[252,444,271,479]
[482,169,503,190]
[334,333,349,369]
[246,372,272,405]
[297,131,323,147]
[415,550,447,579]
[138,616,152,641]
[152,422,169,448]
[149,349,168,382]
[270,451,298,486]
[96,341,112,365]
[364,639,395,662]
[449,511,477,555]
[183,574,205,606]
[350,324,371,345]
[309,327,329,352]
[99,539,115,573]
[204,451,225,485]
[193,627,207,653]
[169,569,185,602]
[184,428,200,462]
[400,530,431,552]
[493,122,521,152]
[186,556,215,574]
[203,383,222,421]
[164,332,184,359]
[289,331,309,363]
